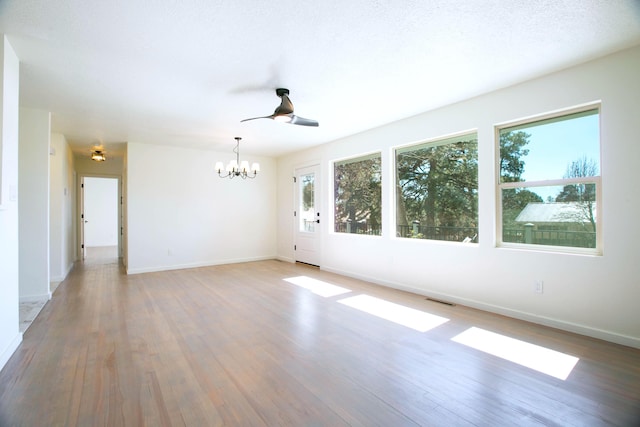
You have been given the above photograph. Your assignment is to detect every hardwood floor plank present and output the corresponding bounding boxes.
[1,259,639,426]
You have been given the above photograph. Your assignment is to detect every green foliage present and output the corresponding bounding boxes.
[555,183,596,203]
[498,130,538,228]
[334,155,382,234]
[499,131,530,183]
[301,175,314,210]
[409,230,424,239]
[502,188,543,227]
[396,138,478,232]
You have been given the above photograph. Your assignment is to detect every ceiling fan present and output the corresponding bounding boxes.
[241,88,319,127]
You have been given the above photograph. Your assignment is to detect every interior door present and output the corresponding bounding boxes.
[80,177,86,260]
[294,165,320,266]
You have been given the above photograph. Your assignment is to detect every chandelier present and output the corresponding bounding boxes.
[215,137,260,179]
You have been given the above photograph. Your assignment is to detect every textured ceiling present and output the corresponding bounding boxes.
[1,0,639,158]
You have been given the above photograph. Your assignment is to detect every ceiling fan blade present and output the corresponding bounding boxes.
[241,88,319,127]
[240,115,274,123]
[289,115,319,127]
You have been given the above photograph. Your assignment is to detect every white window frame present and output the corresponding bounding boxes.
[393,131,479,244]
[495,104,602,255]
[332,151,383,237]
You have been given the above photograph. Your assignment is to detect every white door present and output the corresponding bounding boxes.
[294,165,320,266]
[80,177,87,260]
[81,177,119,260]
[83,177,118,247]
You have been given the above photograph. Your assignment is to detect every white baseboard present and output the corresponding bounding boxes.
[63,261,74,279]
[50,262,74,283]
[322,266,640,350]
[19,292,51,303]
[0,332,22,372]
[276,255,295,263]
[126,255,277,275]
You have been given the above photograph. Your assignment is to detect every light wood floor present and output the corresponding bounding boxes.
[1,257,638,426]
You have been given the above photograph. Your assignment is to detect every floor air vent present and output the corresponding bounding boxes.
[426,297,455,306]
[295,261,320,268]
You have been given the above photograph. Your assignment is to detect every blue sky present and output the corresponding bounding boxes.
[510,112,600,201]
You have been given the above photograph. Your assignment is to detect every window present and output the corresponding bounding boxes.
[334,153,382,235]
[498,107,600,252]
[396,133,478,242]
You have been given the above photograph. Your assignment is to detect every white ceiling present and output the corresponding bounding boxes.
[1,0,639,158]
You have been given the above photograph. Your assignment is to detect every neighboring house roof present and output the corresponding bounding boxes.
[515,202,596,223]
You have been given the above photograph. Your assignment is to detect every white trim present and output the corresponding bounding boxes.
[0,332,22,372]
[50,261,74,283]
[330,231,383,239]
[495,104,602,255]
[78,173,123,261]
[498,243,600,257]
[331,150,381,165]
[292,159,322,171]
[393,128,478,153]
[494,101,601,130]
[331,152,382,237]
[126,255,276,275]
[19,292,51,303]
[500,176,601,189]
[322,265,640,350]
[276,255,294,263]
[391,131,479,242]
[293,164,322,266]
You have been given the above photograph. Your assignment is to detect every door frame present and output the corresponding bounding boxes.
[293,162,322,267]
[77,173,123,260]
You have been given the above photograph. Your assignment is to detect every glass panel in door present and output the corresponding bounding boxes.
[299,172,315,233]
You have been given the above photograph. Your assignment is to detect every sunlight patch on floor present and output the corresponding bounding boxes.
[451,327,579,380]
[338,294,449,332]
[283,276,352,297]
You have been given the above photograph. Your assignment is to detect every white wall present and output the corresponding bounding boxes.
[126,142,277,274]
[276,45,640,348]
[18,108,51,302]
[0,36,21,370]
[49,133,75,282]
[75,154,123,176]
[84,177,118,247]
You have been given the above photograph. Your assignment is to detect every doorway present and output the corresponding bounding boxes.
[81,177,120,262]
[294,165,320,266]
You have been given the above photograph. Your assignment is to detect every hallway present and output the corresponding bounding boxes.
[18,246,119,332]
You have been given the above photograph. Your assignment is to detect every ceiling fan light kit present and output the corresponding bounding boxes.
[274,115,292,123]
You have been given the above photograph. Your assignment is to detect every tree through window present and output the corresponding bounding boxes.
[497,107,601,252]
[334,153,382,235]
[396,133,478,242]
